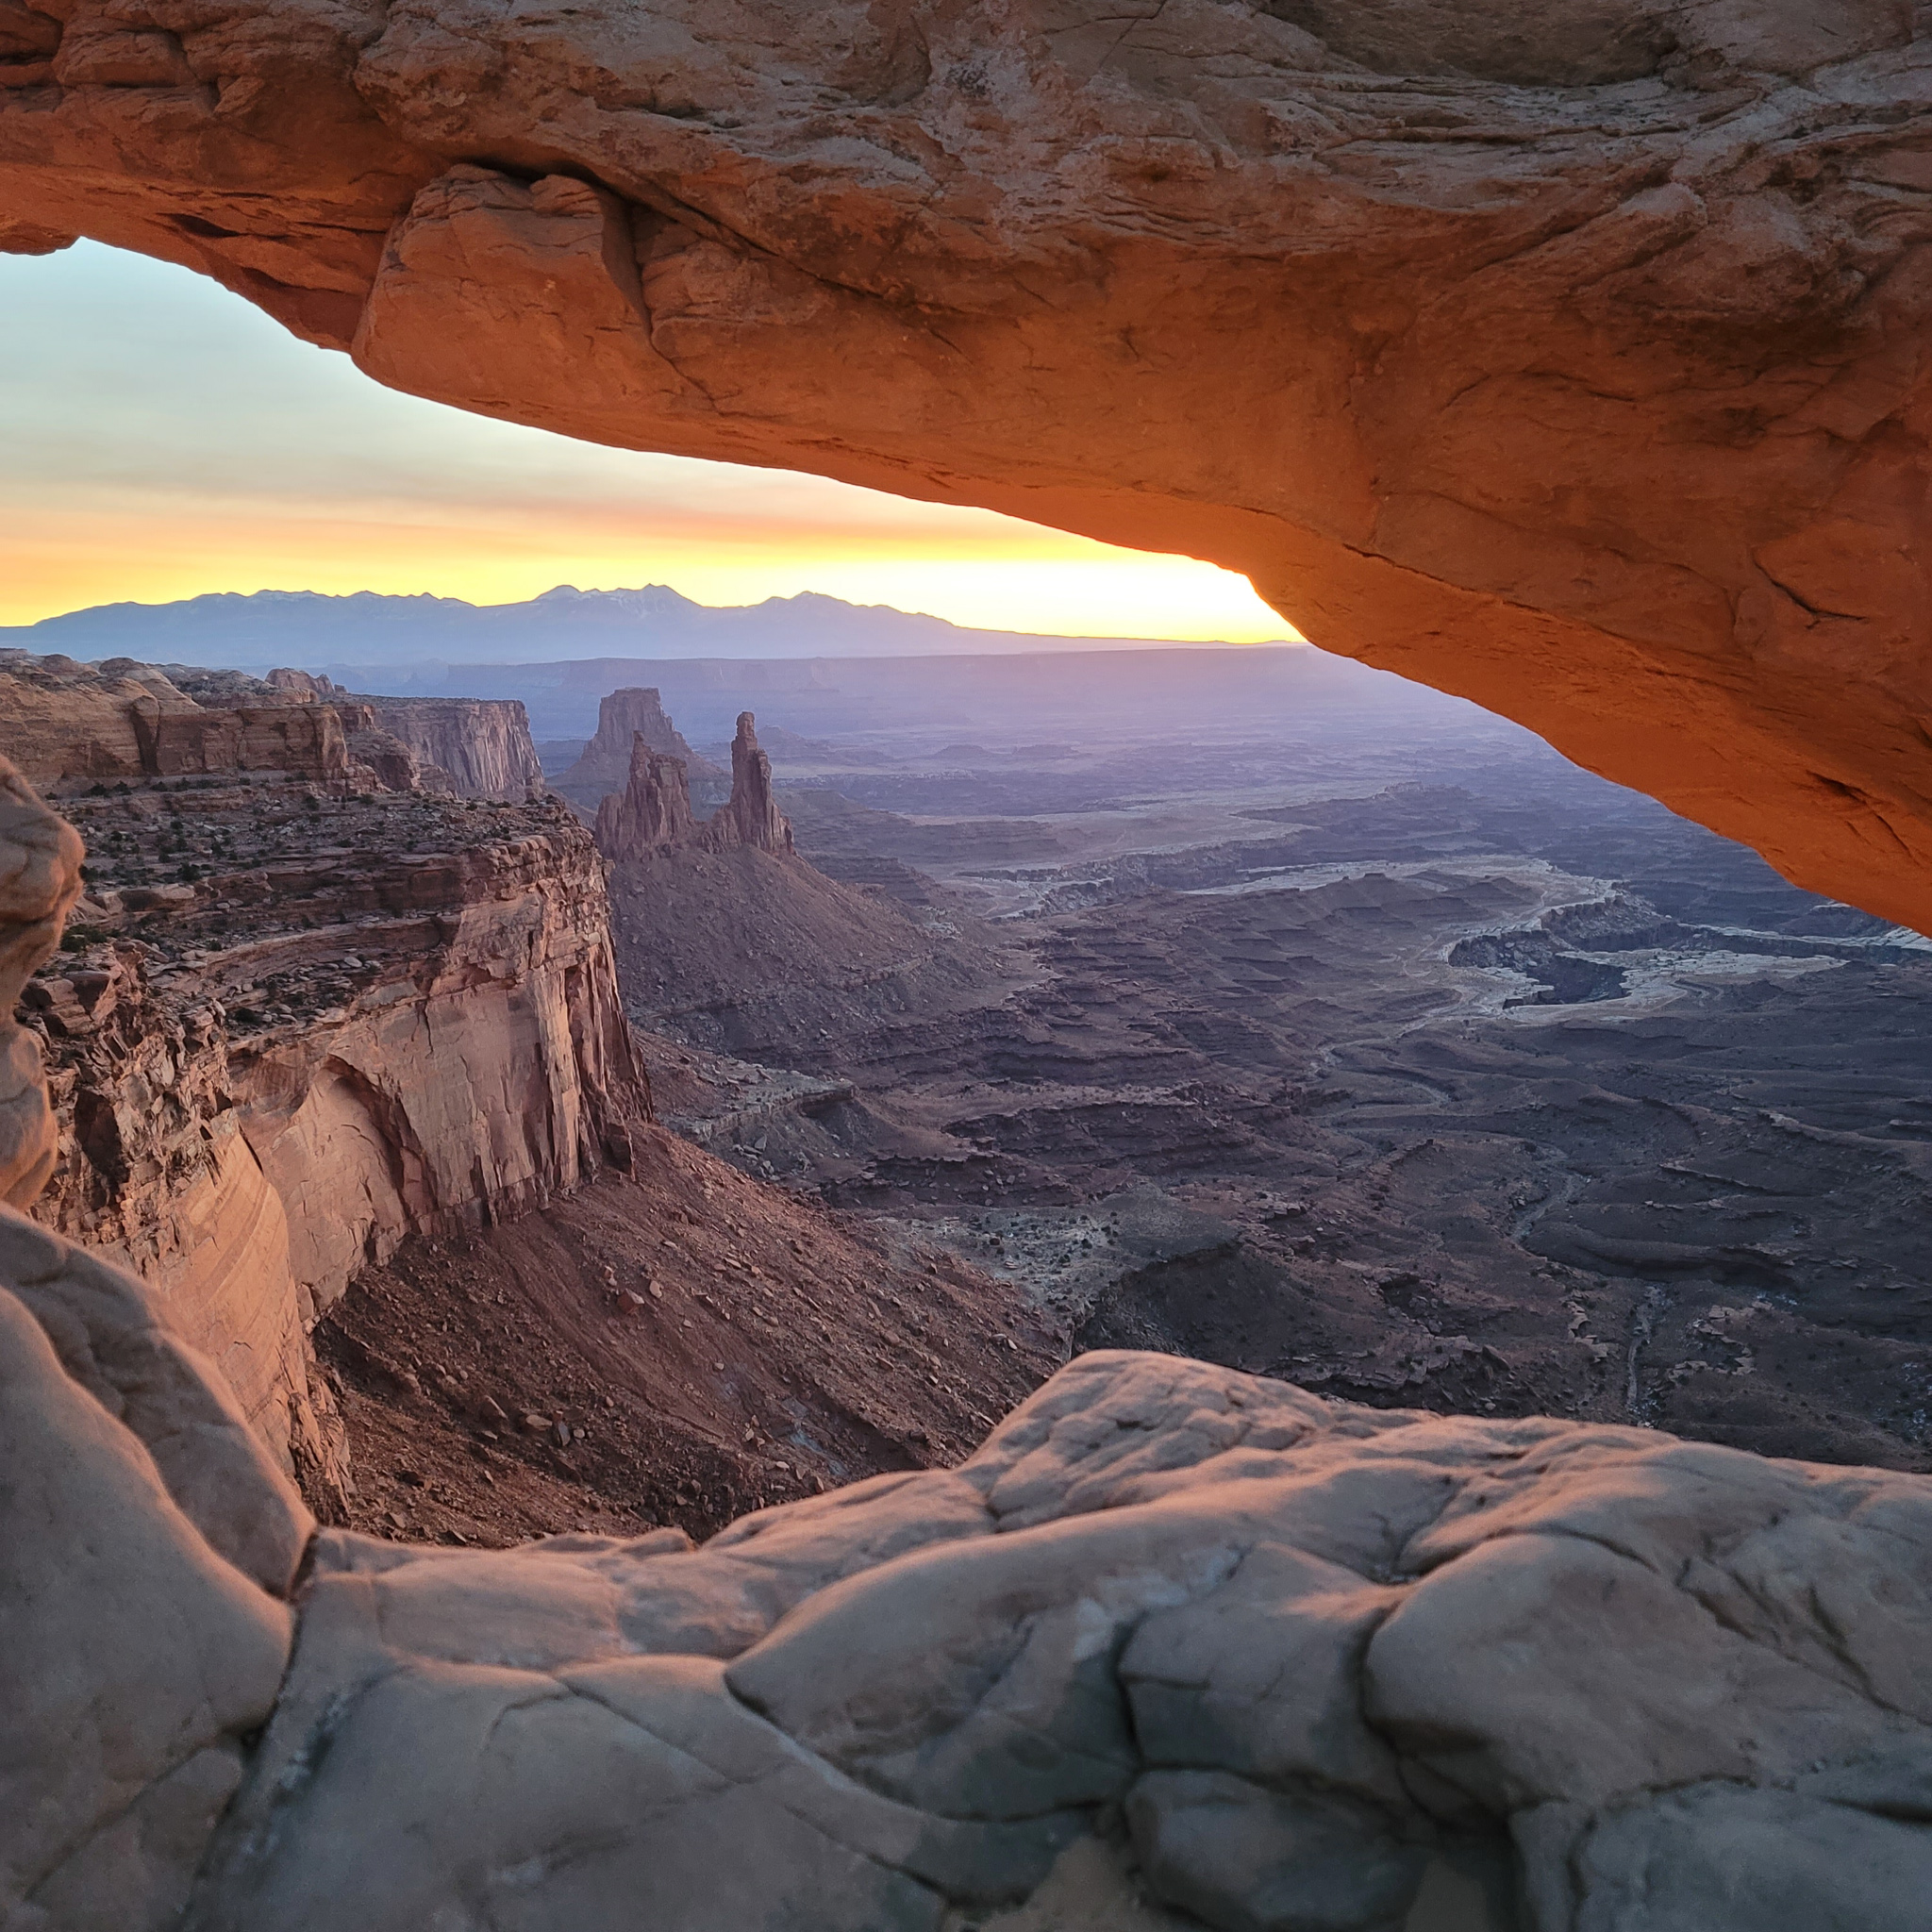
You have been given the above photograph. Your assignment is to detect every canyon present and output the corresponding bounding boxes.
[6,737,1930,1932]
[4,660,1047,1543]
[8,637,1924,1924]
[579,662,1932,1479]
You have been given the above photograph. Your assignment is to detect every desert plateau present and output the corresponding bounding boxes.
[6,0,1932,1926]
[583,652,1932,1478]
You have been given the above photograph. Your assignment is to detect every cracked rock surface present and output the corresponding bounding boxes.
[7,1,1932,925]
[10,1279,1932,1930]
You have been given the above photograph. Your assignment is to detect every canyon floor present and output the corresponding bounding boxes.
[316,1130,1058,1548]
[597,674,1932,1476]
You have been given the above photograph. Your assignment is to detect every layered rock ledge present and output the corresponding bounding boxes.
[4,662,646,1507]
[263,672,547,802]
[7,1,1932,924]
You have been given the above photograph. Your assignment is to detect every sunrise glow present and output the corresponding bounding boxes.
[0,243,1295,644]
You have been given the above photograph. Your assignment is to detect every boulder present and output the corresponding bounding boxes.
[0,1272,292,1932]
[0,757,83,1205]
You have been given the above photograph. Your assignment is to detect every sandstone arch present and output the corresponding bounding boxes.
[5,0,1932,923]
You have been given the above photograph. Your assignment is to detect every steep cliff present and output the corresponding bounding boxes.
[0,758,81,1207]
[7,661,651,1510]
[25,946,350,1502]
[361,696,545,802]
[262,669,546,800]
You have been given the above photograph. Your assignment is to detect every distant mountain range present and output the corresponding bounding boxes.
[0,586,1288,670]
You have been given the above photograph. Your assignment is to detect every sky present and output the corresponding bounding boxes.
[0,242,1294,642]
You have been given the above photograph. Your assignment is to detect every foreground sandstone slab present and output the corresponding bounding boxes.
[10,1248,1932,1931]
[12,1213,1931,1930]
[0,1269,295,1932]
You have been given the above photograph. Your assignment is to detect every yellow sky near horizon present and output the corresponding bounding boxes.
[1,243,1297,643]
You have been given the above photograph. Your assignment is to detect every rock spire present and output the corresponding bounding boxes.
[592,712,792,864]
[708,711,794,857]
[593,736,696,861]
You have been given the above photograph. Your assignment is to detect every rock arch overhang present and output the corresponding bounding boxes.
[6,0,1932,924]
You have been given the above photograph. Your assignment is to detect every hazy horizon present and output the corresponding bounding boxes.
[0,582,1302,678]
[4,577,1295,641]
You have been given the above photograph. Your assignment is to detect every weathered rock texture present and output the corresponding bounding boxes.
[709,710,794,856]
[16,1251,1932,1930]
[0,771,308,1931]
[264,669,547,799]
[24,944,350,1501]
[200,1348,1923,1932]
[0,758,82,1207]
[593,735,695,860]
[593,710,792,865]
[0,652,385,792]
[360,694,545,801]
[558,686,717,812]
[8,4,1932,924]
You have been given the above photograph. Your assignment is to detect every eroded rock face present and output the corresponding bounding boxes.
[0,653,378,792]
[0,756,80,1206]
[268,668,546,799]
[24,1331,1931,1932]
[5,678,650,1511]
[592,733,695,860]
[708,710,794,857]
[7,3,1932,923]
[0,1272,295,1932]
[0,777,308,1927]
[359,695,545,801]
